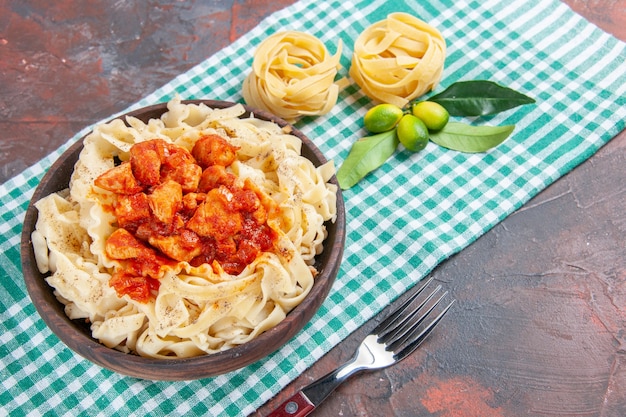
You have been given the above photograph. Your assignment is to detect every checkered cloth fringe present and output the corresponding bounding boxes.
[1,0,625,415]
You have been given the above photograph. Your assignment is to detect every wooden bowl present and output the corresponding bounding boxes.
[20,100,345,381]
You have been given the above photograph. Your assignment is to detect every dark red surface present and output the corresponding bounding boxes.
[2,1,625,416]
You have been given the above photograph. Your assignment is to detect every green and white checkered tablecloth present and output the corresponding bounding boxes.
[2,0,625,415]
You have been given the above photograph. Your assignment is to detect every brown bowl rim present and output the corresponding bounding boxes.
[20,99,345,380]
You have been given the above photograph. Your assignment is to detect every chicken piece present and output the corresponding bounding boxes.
[197,165,236,192]
[215,236,237,260]
[191,134,239,168]
[243,178,277,220]
[189,238,217,267]
[230,186,268,224]
[236,239,261,266]
[130,139,169,185]
[230,188,260,212]
[181,192,206,214]
[109,273,156,303]
[115,192,150,230]
[163,144,195,166]
[161,160,202,193]
[148,180,182,225]
[250,203,267,225]
[148,228,203,262]
[94,162,143,195]
[160,146,202,192]
[105,228,154,260]
[186,186,242,241]
[134,214,184,242]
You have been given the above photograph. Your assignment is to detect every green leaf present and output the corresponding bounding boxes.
[429,80,535,116]
[337,129,399,189]
[429,122,515,153]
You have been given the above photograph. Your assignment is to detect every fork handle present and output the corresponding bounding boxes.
[265,390,315,417]
[266,365,353,417]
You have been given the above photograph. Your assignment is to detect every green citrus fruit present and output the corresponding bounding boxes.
[411,101,449,131]
[363,104,404,133]
[397,114,429,152]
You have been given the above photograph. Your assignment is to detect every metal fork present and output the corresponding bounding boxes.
[266,277,455,417]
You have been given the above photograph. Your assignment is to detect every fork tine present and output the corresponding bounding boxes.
[386,289,449,350]
[391,298,455,362]
[378,285,442,345]
[372,276,435,336]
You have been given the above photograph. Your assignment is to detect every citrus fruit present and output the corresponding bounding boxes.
[397,114,429,152]
[363,104,404,133]
[411,101,449,131]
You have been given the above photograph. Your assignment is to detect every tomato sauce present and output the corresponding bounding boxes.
[95,136,278,302]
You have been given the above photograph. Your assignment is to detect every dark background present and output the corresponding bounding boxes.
[2,1,625,416]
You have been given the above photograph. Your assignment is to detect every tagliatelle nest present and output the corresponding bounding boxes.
[242,31,344,123]
[349,12,447,108]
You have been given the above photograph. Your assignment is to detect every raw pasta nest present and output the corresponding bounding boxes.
[31,97,337,358]
[349,12,446,108]
[242,31,343,123]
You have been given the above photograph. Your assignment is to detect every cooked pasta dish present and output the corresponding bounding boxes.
[31,97,337,358]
